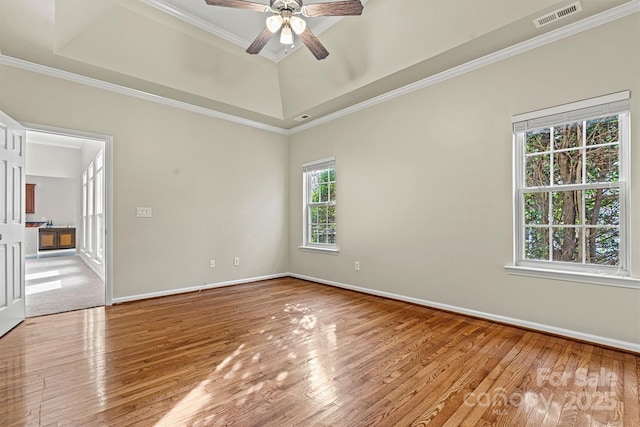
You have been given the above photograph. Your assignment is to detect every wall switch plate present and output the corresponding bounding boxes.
[210,259,215,268]
[355,261,360,271]
[136,207,152,218]
[234,257,240,266]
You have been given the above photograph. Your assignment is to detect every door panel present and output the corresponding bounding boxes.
[0,246,6,308]
[12,165,22,223]
[13,243,22,300]
[0,110,26,338]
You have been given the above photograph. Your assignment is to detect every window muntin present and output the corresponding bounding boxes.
[303,158,336,247]
[514,94,630,274]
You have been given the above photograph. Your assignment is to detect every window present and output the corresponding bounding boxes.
[513,92,630,274]
[82,171,87,250]
[81,149,105,263]
[302,157,337,250]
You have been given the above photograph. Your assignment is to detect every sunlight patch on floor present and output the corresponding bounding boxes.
[25,280,62,295]
[25,270,60,281]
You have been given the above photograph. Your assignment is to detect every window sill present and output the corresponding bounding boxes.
[298,245,340,255]
[504,265,640,290]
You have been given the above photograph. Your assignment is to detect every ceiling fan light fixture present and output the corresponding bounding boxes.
[290,16,306,35]
[280,25,293,45]
[266,14,283,33]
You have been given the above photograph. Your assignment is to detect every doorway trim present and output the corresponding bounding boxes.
[22,122,113,306]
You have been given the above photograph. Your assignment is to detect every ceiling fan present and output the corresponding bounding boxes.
[204,0,364,60]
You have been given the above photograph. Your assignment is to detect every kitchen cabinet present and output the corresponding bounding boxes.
[39,228,75,250]
[26,184,35,214]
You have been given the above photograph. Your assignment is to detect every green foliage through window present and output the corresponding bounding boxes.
[306,164,336,245]
[522,116,621,266]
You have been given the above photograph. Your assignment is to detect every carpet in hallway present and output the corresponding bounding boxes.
[25,255,104,317]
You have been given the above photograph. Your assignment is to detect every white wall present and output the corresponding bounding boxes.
[288,15,640,346]
[26,142,80,178]
[25,175,77,226]
[0,63,289,299]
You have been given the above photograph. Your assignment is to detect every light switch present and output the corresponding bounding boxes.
[136,207,152,218]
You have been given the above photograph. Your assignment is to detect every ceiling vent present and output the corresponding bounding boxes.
[534,1,582,28]
[294,114,312,122]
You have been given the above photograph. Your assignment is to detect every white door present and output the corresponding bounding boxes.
[0,110,26,338]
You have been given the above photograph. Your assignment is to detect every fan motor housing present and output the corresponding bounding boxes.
[271,0,303,12]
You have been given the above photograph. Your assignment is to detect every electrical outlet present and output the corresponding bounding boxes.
[354,261,360,271]
[234,257,240,266]
[210,259,215,268]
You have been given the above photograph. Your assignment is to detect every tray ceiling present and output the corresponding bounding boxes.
[0,0,634,129]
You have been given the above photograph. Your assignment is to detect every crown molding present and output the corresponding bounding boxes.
[137,0,280,62]
[289,0,640,135]
[0,54,288,135]
[1,1,636,137]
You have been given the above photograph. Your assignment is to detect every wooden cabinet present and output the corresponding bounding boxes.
[26,184,35,214]
[39,228,76,251]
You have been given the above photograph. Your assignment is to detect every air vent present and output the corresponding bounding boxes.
[533,1,582,28]
[294,114,312,122]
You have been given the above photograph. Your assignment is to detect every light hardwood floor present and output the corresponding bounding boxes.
[0,278,638,426]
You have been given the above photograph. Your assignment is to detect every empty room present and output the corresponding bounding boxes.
[0,0,638,425]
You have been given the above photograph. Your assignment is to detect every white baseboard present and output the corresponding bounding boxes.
[290,273,640,353]
[112,273,289,304]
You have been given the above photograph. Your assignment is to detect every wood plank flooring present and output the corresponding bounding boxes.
[0,277,638,426]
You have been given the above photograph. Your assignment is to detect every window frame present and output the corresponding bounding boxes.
[80,150,105,264]
[511,91,632,278]
[300,157,339,253]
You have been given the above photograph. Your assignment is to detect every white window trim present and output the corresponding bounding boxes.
[300,157,339,254]
[506,91,636,287]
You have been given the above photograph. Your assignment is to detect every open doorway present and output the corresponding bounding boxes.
[24,128,110,317]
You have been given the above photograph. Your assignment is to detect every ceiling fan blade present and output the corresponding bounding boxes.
[302,0,363,17]
[246,27,275,54]
[299,28,329,60]
[204,0,270,12]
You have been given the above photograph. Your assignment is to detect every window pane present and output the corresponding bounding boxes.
[96,170,103,214]
[310,181,319,202]
[586,227,619,266]
[586,116,618,146]
[526,129,550,153]
[96,214,103,260]
[585,188,619,226]
[317,226,327,244]
[525,154,550,187]
[310,224,319,243]
[552,190,582,225]
[524,227,549,260]
[553,122,582,150]
[88,179,94,215]
[327,224,336,244]
[553,150,582,185]
[319,183,327,203]
[552,228,582,263]
[524,192,549,225]
[328,206,336,223]
[313,206,327,224]
[585,145,618,183]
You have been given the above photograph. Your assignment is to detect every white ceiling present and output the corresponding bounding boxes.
[0,0,634,129]
[26,131,87,149]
